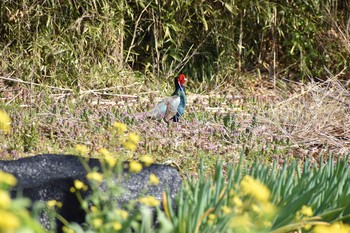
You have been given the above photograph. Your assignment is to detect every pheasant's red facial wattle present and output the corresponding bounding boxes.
[178,74,187,85]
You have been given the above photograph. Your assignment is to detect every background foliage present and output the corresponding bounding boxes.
[1,0,349,87]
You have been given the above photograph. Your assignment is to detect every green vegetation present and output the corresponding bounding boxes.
[1,0,350,232]
[55,147,350,233]
[1,0,349,85]
[0,170,45,233]
[0,121,350,232]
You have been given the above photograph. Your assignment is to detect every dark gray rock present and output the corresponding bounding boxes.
[0,154,182,232]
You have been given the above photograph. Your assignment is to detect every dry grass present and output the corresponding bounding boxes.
[1,74,349,174]
[257,77,350,158]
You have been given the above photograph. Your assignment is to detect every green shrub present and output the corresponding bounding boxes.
[0,171,46,233]
[162,155,350,233]
[59,145,350,232]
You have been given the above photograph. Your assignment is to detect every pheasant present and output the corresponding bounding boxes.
[150,74,187,123]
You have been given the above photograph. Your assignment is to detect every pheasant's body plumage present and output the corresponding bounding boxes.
[151,74,187,123]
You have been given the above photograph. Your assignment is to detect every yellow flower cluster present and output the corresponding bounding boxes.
[221,205,232,215]
[314,222,350,233]
[62,226,74,233]
[0,210,20,232]
[207,214,216,225]
[0,190,11,209]
[74,144,90,156]
[113,122,127,135]
[47,200,63,208]
[98,148,117,167]
[90,206,99,213]
[240,175,271,202]
[129,161,142,173]
[230,214,253,230]
[140,155,154,166]
[112,122,140,152]
[225,176,276,232]
[0,172,20,233]
[87,171,104,183]
[0,171,17,187]
[232,196,243,210]
[148,173,160,185]
[92,218,103,228]
[0,110,11,134]
[138,196,160,207]
[296,205,313,219]
[113,222,122,230]
[123,132,140,151]
[98,147,111,157]
[115,209,128,220]
[74,180,88,191]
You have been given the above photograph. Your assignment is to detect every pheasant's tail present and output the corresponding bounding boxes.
[127,111,152,121]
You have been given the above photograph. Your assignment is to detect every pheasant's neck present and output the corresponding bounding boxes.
[177,87,186,106]
[172,85,185,96]
[178,84,184,92]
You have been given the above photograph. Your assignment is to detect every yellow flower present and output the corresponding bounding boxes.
[140,155,154,166]
[300,205,313,217]
[74,180,88,191]
[99,148,117,167]
[47,200,56,208]
[0,191,11,209]
[230,214,252,230]
[304,224,312,230]
[207,214,216,224]
[149,174,160,185]
[129,161,142,173]
[232,196,243,208]
[87,171,104,183]
[0,110,11,134]
[314,222,350,233]
[115,209,128,219]
[0,171,17,187]
[105,156,117,167]
[113,222,122,230]
[122,133,140,151]
[92,218,103,228]
[229,189,235,197]
[98,147,111,157]
[69,187,76,193]
[123,141,137,151]
[251,204,262,214]
[113,122,127,135]
[90,206,99,213]
[62,226,74,233]
[139,196,160,207]
[127,132,139,144]
[0,210,20,232]
[240,176,270,203]
[47,200,63,208]
[74,144,89,156]
[221,205,232,215]
[262,202,276,216]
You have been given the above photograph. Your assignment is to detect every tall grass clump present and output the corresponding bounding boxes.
[162,155,350,232]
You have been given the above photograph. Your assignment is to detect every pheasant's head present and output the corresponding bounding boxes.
[177,74,187,86]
